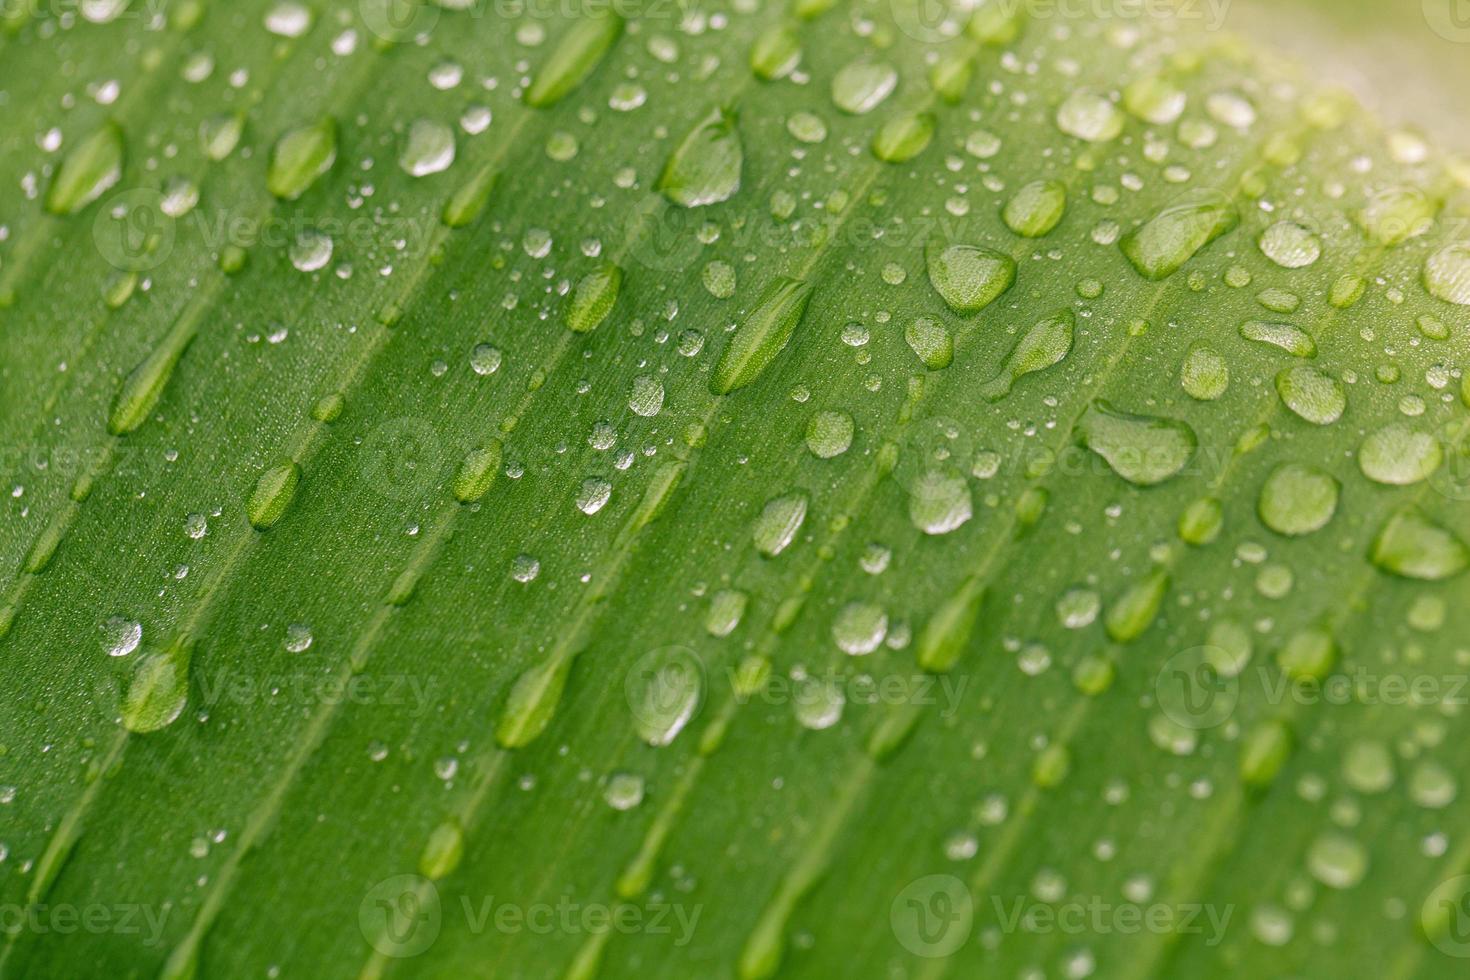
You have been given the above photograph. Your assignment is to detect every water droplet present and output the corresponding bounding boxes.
[576,477,612,515]
[399,118,456,177]
[871,112,935,163]
[1257,463,1339,537]
[627,647,702,746]
[1370,507,1468,580]
[831,59,897,114]
[750,25,800,80]
[1120,192,1239,280]
[418,820,463,880]
[284,623,313,653]
[628,375,664,417]
[1342,739,1394,794]
[510,554,541,582]
[288,229,333,272]
[711,277,812,394]
[1239,320,1316,358]
[1179,345,1229,400]
[102,616,141,657]
[658,109,742,208]
[1307,833,1367,890]
[793,676,845,730]
[1002,180,1067,238]
[905,316,953,370]
[1258,221,1322,268]
[524,14,624,107]
[832,601,887,655]
[908,470,972,535]
[805,411,854,458]
[753,493,807,558]
[1056,89,1123,142]
[267,118,337,201]
[45,122,124,215]
[264,1,311,36]
[248,462,300,530]
[567,263,623,333]
[1358,423,1441,485]
[979,310,1074,401]
[1276,366,1345,425]
[1124,74,1186,124]
[199,115,243,162]
[1424,242,1470,305]
[453,442,502,504]
[604,771,645,810]
[1079,401,1197,486]
[122,647,189,733]
[469,343,502,376]
[1277,626,1336,680]
[705,589,748,637]
[1104,568,1169,643]
[925,242,1016,314]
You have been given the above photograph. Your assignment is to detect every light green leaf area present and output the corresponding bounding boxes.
[2,2,1470,979]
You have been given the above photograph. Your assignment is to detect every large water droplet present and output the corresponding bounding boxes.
[1370,507,1468,580]
[658,109,742,208]
[46,122,124,215]
[1276,366,1345,425]
[1121,192,1239,280]
[1257,463,1339,536]
[1358,423,1442,485]
[831,59,897,114]
[1424,242,1470,306]
[267,118,337,200]
[979,310,1073,401]
[399,118,456,177]
[753,493,807,557]
[925,242,1016,314]
[1079,401,1197,486]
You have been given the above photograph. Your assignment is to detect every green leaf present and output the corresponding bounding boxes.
[5,4,1470,980]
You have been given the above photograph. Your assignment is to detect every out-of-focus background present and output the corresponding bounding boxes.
[1226,0,1470,151]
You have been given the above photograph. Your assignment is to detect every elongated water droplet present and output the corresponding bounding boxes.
[929,54,972,104]
[1002,179,1067,237]
[1239,719,1292,788]
[122,647,189,733]
[925,242,1015,314]
[1105,568,1169,642]
[1239,320,1316,358]
[916,577,984,673]
[200,113,243,161]
[524,14,623,107]
[441,165,497,228]
[1179,345,1228,400]
[453,442,502,503]
[1370,507,1468,580]
[979,310,1073,400]
[831,59,897,114]
[1358,423,1441,485]
[267,118,337,200]
[967,0,1024,43]
[753,493,807,557]
[871,112,934,163]
[1276,365,1345,425]
[418,820,463,880]
[705,589,748,637]
[399,118,455,177]
[1079,401,1197,486]
[46,122,124,215]
[627,647,702,746]
[248,461,301,530]
[108,329,195,435]
[909,470,972,535]
[1277,626,1336,680]
[750,25,799,80]
[496,655,575,748]
[1257,463,1339,537]
[904,316,953,370]
[712,277,812,394]
[658,109,742,208]
[1121,192,1239,280]
[1124,74,1186,124]
[1178,496,1223,546]
[1424,242,1470,305]
[567,263,622,333]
